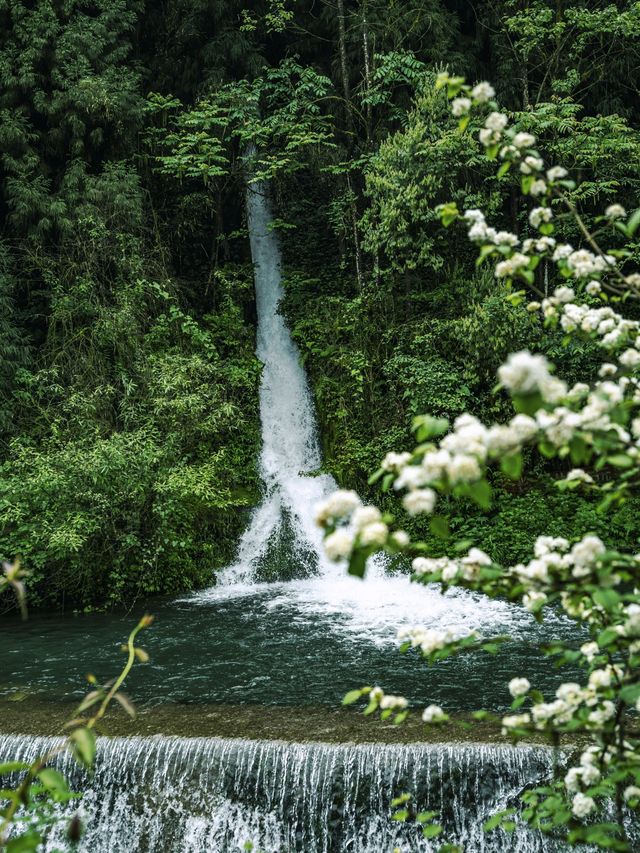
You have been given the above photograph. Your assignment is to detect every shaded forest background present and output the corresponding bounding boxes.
[0,0,639,608]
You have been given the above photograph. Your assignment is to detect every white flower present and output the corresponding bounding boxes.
[479,127,500,147]
[492,230,519,246]
[494,252,531,278]
[520,155,544,175]
[498,350,556,396]
[422,704,446,723]
[369,686,384,702]
[382,451,412,472]
[485,111,508,131]
[529,206,552,228]
[554,286,575,303]
[534,536,569,556]
[502,713,530,732]
[324,529,354,561]
[447,454,481,483]
[379,694,408,710]
[565,767,582,792]
[391,530,410,548]
[461,547,492,581]
[359,521,389,547]
[523,590,547,612]
[403,488,437,516]
[587,700,615,727]
[464,209,485,224]
[580,642,599,662]
[315,490,361,525]
[352,506,382,531]
[394,464,430,490]
[624,786,640,802]
[586,280,601,296]
[471,81,495,103]
[421,449,451,482]
[508,677,530,698]
[553,243,574,261]
[571,535,605,568]
[556,683,583,705]
[620,348,640,367]
[451,97,472,117]
[529,179,547,196]
[572,793,596,818]
[513,131,536,149]
[588,668,611,690]
[605,204,626,220]
[565,468,594,484]
[547,166,567,181]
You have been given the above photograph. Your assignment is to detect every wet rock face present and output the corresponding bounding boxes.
[1,734,561,852]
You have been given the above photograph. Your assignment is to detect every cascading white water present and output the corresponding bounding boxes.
[217,180,336,585]
[0,734,564,853]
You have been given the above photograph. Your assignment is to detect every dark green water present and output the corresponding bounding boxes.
[0,579,580,714]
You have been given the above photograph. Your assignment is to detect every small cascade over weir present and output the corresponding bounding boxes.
[0,735,562,852]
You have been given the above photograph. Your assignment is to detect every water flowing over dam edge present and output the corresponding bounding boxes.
[0,733,564,852]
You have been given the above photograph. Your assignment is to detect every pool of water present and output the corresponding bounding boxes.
[0,570,581,714]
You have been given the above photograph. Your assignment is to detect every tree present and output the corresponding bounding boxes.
[317,75,640,850]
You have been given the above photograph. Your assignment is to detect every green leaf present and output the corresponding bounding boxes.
[627,208,640,237]
[348,550,366,579]
[70,727,96,769]
[513,392,544,416]
[413,414,450,441]
[38,768,69,794]
[422,824,442,838]
[416,811,439,823]
[500,452,522,480]
[468,479,492,510]
[0,761,29,775]
[392,809,409,821]
[343,689,364,706]
[607,454,633,468]
[593,588,620,612]
[6,832,43,853]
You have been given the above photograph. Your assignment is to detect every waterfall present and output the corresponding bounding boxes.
[217,180,337,585]
[195,173,545,650]
[0,734,563,852]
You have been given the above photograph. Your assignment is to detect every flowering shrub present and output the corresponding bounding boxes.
[316,75,640,850]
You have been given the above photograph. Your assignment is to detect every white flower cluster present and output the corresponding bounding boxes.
[397,624,477,655]
[316,491,393,560]
[368,686,408,711]
[543,288,640,353]
[463,209,519,249]
[529,206,552,228]
[498,351,567,402]
[512,535,606,597]
[411,547,491,582]
[422,704,446,723]
[508,677,530,697]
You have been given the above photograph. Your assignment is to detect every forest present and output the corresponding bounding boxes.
[1,1,640,851]
[0,0,637,609]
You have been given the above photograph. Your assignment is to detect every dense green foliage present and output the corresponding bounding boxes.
[1,0,639,606]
